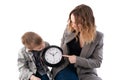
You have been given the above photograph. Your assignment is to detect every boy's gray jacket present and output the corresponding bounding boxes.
[18,42,49,80]
[51,28,103,79]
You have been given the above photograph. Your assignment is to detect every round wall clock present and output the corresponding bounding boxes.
[42,45,64,67]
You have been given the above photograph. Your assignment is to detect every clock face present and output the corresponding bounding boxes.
[45,47,62,64]
[42,46,63,67]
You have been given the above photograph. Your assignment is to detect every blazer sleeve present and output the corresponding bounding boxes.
[75,32,104,68]
[18,49,33,80]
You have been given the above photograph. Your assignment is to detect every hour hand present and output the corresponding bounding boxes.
[49,52,53,55]
[50,52,55,56]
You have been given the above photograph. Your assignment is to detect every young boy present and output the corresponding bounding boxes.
[18,32,50,80]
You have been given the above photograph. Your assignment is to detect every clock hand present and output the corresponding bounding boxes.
[55,52,58,54]
[53,57,55,64]
[54,52,58,55]
[50,52,54,56]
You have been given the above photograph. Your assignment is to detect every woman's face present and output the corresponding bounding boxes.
[71,14,82,32]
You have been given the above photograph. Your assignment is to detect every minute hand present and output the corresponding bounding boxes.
[54,52,58,55]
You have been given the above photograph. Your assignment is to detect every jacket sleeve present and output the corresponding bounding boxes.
[75,32,104,68]
[18,49,33,80]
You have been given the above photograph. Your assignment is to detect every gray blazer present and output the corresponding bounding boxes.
[18,42,50,80]
[51,28,103,80]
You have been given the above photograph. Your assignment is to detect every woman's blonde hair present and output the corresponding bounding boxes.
[68,4,96,44]
[21,32,43,49]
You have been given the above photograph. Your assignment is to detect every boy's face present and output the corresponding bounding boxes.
[32,42,45,51]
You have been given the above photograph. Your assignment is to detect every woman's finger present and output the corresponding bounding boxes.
[62,55,70,58]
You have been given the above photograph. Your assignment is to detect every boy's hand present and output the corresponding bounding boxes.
[30,75,41,80]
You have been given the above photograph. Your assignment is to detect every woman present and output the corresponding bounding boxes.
[52,4,103,80]
[18,32,50,80]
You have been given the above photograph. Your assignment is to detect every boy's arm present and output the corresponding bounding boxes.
[18,49,33,80]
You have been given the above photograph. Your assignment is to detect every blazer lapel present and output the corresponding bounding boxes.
[65,32,76,43]
[80,43,91,58]
[28,52,36,62]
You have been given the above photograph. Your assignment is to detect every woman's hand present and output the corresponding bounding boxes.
[30,75,41,80]
[63,55,76,64]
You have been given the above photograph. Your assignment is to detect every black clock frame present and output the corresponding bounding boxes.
[42,45,64,67]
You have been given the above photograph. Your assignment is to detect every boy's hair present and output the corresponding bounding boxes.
[21,32,43,49]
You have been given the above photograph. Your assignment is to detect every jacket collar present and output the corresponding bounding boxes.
[65,31,91,58]
[65,31,76,43]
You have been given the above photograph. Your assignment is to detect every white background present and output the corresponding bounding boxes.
[0,0,120,80]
